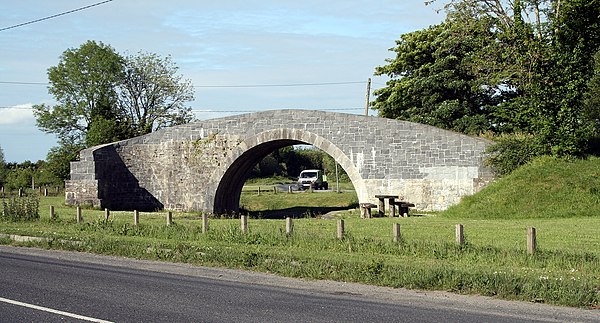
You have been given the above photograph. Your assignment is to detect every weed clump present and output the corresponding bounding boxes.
[1,195,40,221]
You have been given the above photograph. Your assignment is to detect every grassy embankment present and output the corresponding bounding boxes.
[1,156,599,308]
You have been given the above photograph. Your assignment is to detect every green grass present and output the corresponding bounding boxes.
[242,178,356,192]
[443,156,600,219]
[240,190,358,218]
[1,159,600,308]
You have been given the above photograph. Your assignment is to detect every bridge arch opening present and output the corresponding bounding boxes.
[214,139,303,213]
[212,129,367,214]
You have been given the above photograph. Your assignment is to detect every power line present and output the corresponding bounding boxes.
[0,81,48,85]
[194,81,365,88]
[0,106,363,112]
[0,0,114,32]
[0,80,367,88]
[191,107,363,113]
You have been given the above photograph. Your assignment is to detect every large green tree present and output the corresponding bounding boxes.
[585,51,600,124]
[118,52,194,136]
[33,40,126,146]
[33,41,195,180]
[376,0,600,157]
[373,20,500,134]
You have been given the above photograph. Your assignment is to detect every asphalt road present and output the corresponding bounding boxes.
[0,246,598,322]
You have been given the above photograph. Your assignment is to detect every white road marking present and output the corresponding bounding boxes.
[0,296,113,322]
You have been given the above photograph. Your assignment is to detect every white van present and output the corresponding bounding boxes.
[297,169,328,190]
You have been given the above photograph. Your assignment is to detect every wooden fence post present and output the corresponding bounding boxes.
[273,186,277,194]
[455,224,464,245]
[167,211,173,226]
[104,208,110,221]
[337,219,344,240]
[18,188,23,197]
[257,187,261,196]
[288,185,293,194]
[286,217,293,236]
[393,223,401,242]
[241,215,248,233]
[527,227,536,255]
[133,210,139,226]
[202,214,209,233]
[49,206,55,220]
[44,188,48,197]
[76,206,82,223]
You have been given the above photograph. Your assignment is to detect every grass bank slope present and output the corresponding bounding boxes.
[443,156,600,219]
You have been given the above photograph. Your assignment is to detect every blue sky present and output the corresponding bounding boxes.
[0,0,445,162]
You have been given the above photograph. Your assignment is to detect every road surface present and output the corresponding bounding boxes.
[0,246,597,322]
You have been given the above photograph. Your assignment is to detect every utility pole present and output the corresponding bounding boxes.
[335,162,340,193]
[364,78,371,116]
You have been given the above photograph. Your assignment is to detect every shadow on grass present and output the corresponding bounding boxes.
[243,204,359,219]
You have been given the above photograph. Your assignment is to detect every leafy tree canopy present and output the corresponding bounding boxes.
[33,40,124,146]
[32,40,195,180]
[118,52,194,136]
[375,0,600,161]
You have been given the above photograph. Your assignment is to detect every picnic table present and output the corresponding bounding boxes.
[374,194,398,217]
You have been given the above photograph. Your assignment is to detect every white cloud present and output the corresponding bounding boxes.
[0,104,35,125]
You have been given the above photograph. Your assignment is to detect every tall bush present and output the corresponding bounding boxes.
[485,133,549,176]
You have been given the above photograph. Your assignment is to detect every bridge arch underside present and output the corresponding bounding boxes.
[213,139,304,214]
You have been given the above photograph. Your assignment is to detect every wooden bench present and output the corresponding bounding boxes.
[391,201,415,217]
[359,203,378,218]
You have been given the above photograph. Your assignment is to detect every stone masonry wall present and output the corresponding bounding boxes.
[66,110,494,213]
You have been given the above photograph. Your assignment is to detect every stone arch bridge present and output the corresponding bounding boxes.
[65,110,494,213]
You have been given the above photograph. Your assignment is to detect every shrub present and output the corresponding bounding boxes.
[485,133,549,176]
[1,195,40,221]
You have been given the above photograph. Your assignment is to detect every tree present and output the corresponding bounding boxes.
[586,50,600,118]
[45,143,84,181]
[3,161,34,191]
[118,52,194,136]
[455,0,598,139]
[373,21,500,134]
[0,145,6,188]
[33,40,126,146]
[377,0,600,159]
[33,41,195,180]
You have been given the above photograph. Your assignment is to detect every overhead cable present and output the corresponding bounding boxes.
[0,80,366,88]
[0,106,363,112]
[0,0,114,32]
[193,81,365,88]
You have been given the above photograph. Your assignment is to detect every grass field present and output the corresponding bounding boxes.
[1,157,600,308]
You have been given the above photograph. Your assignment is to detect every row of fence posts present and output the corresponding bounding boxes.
[255,186,294,195]
[254,185,319,195]
[454,224,537,255]
[50,206,538,254]
[3,187,61,197]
